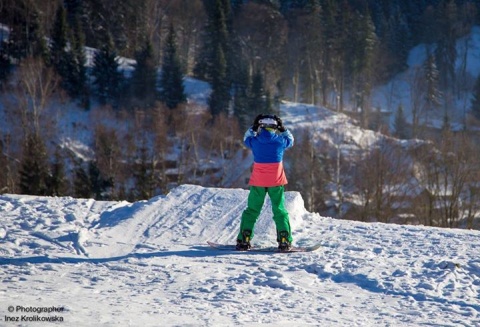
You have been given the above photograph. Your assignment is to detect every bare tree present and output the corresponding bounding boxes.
[351,139,415,223]
[233,2,288,92]
[128,103,172,199]
[90,107,123,199]
[94,124,120,181]
[202,112,242,187]
[287,128,329,213]
[4,57,59,140]
[169,104,211,186]
[143,0,170,62]
[2,57,60,195]
[166,0,206,73]
[413,131,480,228]
[284,6,323,105]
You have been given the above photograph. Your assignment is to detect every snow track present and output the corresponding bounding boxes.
[0,185,479,326]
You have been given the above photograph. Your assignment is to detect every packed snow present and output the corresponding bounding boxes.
[0,184,478,326]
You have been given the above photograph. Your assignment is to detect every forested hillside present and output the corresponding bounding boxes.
[1,0,480,229]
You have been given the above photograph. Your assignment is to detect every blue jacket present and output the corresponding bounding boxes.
[244,128,294,186]
[244,128,294,163]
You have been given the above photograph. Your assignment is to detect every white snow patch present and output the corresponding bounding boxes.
[0,184,478,326]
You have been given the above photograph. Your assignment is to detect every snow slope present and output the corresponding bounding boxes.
[0,184,479,326]
[373,25,480,130]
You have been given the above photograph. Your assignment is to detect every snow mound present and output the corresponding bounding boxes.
[0,184,309,259]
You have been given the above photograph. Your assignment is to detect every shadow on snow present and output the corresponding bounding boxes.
[0,245,274,266]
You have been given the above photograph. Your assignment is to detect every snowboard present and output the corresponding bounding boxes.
[207,241,321,253]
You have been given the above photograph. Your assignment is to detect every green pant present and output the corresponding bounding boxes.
[237,186,292,243]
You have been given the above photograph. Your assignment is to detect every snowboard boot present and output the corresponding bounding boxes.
[236,230,252,251]
[277,231,291,252]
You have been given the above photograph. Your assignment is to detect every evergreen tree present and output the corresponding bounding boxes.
[68,21,90,109]
[73,162,91,198]
[194,0,230,81]
[441,112,451,132]
[234,66,276,128]
[233,61,251,129]
[47,146,68,196]
[0,138,8,193]
[318,0,337,103]
[351,10,377,114]
[50,4,89,108]
[18,134,49,196]
[131,40,158,109]
[64,0,84,26]
[158,25,186,109]
[77,0,144,57]
[1,1,45,60]
[471,74,480,120]
[381,8,412,78]
[195,0,232,117]
[434,0,458,92]
[88,161,113,200]
[285,2,323,104]
[72,160,113,200]
[49,4,69,73]
[0,48,11,85]
[91,37,123,107]
[208,43,230,116]
[424,53,442,112]
[249,70,267,113]
[393,104,409,139]
[132,145,155,200]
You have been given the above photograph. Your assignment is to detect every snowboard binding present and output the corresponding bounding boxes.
[277,231,292,252]
[236,230,252,251]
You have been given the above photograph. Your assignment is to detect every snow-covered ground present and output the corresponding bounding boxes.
[0,184,478,326]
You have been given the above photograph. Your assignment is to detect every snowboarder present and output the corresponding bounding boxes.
[236,114,294,251]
